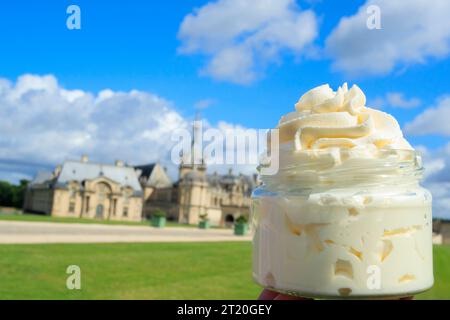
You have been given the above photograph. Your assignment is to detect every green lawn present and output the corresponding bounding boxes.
[0,242,260,299]
[0,242,448,300]
[0,212,198,228]
[416,245,450,300]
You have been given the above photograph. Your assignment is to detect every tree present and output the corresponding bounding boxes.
[0,181,13,207]
[0,180,29,209]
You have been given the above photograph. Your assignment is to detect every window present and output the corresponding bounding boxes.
[97,182,112,203]
[98,183,107,201]
[69,202,75,214]
[123,207,128,217]
[123,188,131,205]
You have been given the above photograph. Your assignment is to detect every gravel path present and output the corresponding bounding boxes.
[0,221,252,244]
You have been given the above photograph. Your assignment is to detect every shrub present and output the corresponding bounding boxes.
[235,215,248,224]
[152,209,166,218]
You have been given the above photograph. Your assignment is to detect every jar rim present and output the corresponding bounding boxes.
[259,147,424,190]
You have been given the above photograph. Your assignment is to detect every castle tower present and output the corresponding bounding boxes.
[177,114,209,224]
[178,112,206,178]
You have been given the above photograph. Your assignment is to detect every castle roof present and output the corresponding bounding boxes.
[30,160,143,194]
[29,171,54,186]
[206,171,256,196]
[134,163,172,188]
[134,164,156,179]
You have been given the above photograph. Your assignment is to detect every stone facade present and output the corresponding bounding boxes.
[24,155,257,227]
[174,161,255,227]
[24,157,143,221]
[136,160,256,227]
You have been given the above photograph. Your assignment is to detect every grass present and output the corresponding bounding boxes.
[0,212,199,228]
[0,242,448,300]
[0,242,260,300]
[416,245,450,300]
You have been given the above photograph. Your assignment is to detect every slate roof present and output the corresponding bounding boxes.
[134,163,173,188]
[134,164,156,180]
[57,161,142,191]
[30,160,142,193]
[29,171,54,186]
[206,172,256,196]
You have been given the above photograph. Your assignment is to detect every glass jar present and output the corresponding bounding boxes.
[251,149,433,299]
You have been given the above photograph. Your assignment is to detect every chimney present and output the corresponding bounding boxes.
[115,160,124,167]
[81,155,89,163]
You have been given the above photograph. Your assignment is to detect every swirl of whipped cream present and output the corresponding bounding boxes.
[277,83,413,151]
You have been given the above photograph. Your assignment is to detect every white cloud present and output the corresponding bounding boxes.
[0,74,188,182]
[0,74,259,184]
[207,121,261,176]
[326,0,450,76]
[419,143,450,219]
[385,92,421,109]
[404,96,450,136]
[369,92,421,109]
[178,0,318,84]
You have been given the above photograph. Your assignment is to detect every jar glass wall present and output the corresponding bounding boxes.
[251,149,434,298]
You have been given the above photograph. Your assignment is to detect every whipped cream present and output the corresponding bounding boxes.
[272,83,415,173]
[252,83,434,298]
[280,83,412,150]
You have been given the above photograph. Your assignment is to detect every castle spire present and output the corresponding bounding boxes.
[178,111,206,178]
[192,111,203,165]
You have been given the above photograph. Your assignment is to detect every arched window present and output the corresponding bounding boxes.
[96,182,112,202]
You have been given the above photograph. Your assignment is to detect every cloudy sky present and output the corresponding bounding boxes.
[0,0,450,218]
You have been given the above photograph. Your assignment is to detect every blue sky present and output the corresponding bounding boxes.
[0,0,448,140]
[1,0,450,216]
